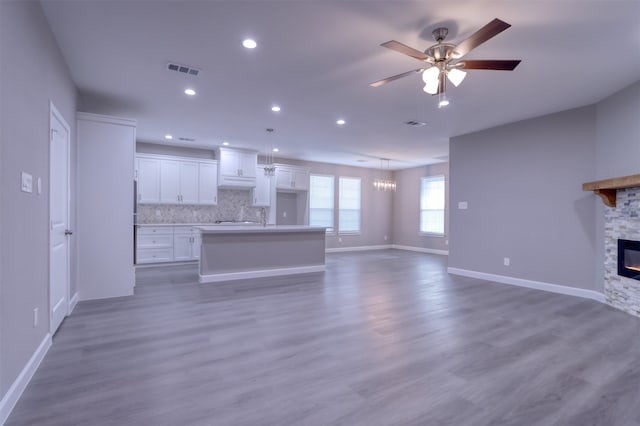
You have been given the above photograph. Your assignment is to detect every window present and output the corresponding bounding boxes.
[339,177,361,233]
[309,174,334,231]
[420,176,445,235]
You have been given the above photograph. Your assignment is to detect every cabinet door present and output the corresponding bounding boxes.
[160,159,180,203]
[218,149,239,177]
[137,157,161,203]
[292,169,309,190]
[192,232,201,260]
[253,167,271,206]
[173,233,192,261]
[179,161,199,204]
[275,168,293,189]
[239,152,257,178]
[198,162,218,205]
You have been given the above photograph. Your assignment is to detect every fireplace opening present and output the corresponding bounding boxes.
[618,239,640,281]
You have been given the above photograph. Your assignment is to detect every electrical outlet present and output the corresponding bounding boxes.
[384,235,388,241]
[338,237,342,243]
[445,240,449,245]
[504,257,510,266]
[282,211,287,218]
[33,307,38,327]
[21,172,33,193]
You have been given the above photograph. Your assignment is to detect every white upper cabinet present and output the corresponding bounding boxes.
[198,162,218,205]
[136,154,217,205]
[217,147,257,188]
[137,157,161,203]
[178,161,199,204]
[275,164,310,191]
[252,166,272,206]
[159,159,180,203]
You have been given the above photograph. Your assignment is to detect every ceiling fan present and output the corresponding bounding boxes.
[370,18,521,100]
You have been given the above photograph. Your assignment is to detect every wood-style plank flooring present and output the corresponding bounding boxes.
[7,250,640,425]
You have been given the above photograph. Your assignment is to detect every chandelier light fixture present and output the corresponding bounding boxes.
[263,128,276,176]
[373,158,397,192]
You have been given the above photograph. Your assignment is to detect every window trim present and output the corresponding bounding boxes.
[419,175,445,237]
[338,176,362,235]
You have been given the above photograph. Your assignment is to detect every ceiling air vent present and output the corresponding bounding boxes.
[178,137,196,142]
[167,62,201,76]
[404,120,427,127]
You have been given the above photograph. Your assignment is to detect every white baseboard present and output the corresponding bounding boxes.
[69,291,79,314]
[392,244,449,256]
[199,264,326,283]
[0,333,52,425]
[326,244,392,253]
[447,267,606,303]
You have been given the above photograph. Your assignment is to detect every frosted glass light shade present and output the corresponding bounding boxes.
[447,68,467,87]
[422,67,440,94]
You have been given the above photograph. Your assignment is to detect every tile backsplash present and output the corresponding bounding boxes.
[137,189,266,224]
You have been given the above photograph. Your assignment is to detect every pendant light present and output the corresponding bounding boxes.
[373,158,397,191]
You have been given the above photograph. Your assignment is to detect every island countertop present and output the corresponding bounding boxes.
[196,225,326,234]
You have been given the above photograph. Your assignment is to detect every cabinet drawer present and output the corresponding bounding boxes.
[173,227,197,235]
[136,248,174,263]
[137,226,173,235]
[137,234,173,248]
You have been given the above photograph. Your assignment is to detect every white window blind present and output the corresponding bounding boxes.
[420,176,445,234]
[339,177,361,233]
[309,174,334,231]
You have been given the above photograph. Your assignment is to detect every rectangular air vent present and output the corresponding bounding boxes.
[178,137,196,142]
[405,120,427,127]
[167,62,201,76]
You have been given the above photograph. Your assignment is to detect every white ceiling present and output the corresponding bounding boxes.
[41,1,640,170]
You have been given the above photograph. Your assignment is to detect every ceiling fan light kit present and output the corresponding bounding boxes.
[371,18,521,105]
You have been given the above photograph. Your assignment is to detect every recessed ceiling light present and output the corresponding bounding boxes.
[272,148,279,152]
[165,134,173,140]
[222,141,229,146]
[336,119,346,125]
[184,88,196,96]
[271,105,281,112]
[242,39,257,49]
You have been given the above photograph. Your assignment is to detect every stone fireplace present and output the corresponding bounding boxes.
[604,187,640,316]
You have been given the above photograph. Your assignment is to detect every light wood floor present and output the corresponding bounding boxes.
[7,250,640,425]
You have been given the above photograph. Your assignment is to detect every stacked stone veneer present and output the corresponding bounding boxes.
[137,189,265,224]
[604,187,640,317]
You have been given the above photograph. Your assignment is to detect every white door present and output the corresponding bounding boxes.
[49,103,70,334]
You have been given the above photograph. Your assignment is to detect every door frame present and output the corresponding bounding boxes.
[49,101,71,333]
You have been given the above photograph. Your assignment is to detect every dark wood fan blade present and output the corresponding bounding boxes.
[380,40,429,61]
[458,59,521,70]
[453,18,511,58]
[369,68,425,87]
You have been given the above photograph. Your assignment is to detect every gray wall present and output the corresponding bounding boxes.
[449,106,598,291]
[392,163,449,252]
[0,0,77,397]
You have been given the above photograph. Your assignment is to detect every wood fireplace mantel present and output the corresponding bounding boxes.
[582,173,640,207]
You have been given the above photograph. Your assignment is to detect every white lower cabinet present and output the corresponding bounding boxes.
[136,227,174,263]
[173,227,200,261]
[136,226,201,264]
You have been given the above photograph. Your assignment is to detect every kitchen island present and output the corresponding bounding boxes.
[196,225,326,283]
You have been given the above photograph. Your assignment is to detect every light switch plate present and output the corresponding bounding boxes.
[458,201,468,210]
[21,172,33,193]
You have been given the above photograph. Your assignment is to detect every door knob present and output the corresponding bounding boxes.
[64,229,73,236]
